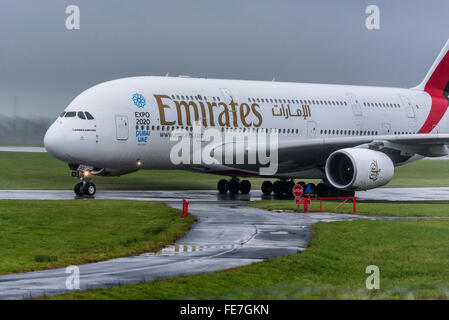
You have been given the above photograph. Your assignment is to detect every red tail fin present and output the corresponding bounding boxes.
[415,39,449,133]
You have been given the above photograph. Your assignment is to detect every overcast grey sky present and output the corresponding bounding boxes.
[0,0,448,118]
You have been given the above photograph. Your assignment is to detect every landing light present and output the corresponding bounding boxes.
[136,159,142,167]
[82,170,91,178]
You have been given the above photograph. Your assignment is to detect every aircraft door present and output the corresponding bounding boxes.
[307,121,316,138]
[381,123,391,135]
[399,95,416,118]
[115,115,129,141]
[346,93,362,116]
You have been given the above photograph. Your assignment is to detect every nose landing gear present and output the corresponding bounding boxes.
[73,170,97,197]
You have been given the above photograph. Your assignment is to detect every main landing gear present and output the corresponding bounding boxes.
[261,179,297,198]
[73,170,97,197]
[260,180,355,198]
[315,182,355,198]
[217,178,251,194]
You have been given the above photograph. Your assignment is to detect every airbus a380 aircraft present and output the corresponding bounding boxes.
[45,39,449,197]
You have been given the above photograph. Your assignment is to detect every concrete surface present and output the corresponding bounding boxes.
[0,146,46,153]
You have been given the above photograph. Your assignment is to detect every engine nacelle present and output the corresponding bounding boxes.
[325,148,394,191]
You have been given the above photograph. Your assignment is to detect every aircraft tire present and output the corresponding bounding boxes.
[239,180,251,194]
[261,181,273,195]
[74,182,84,196]
[229,179,240,194]
[217,179,230,194]
[287,180,295,198]
[344,190,356,197]
[273,181,282,197]
[83,182,96,196]
[279,180,290,198]
[316,183,329,197]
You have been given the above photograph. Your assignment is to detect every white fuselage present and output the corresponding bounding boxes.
[44,76,441,178]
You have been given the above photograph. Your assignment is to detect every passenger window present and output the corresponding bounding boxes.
[65,112,76,118]
[85,112,94,120]
[77,112,86,120]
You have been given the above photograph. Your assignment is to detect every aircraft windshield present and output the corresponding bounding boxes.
[61,111,94,120]
[85,112,94,120]
[77,112,86,120]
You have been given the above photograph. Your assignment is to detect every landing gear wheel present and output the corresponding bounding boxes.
[83,182,96,196]
[316,183,329,197]
[217,179,230,194]
[279,180,290,198]
[261,181,273,195]
[287,180,295,198]
[343,190,355,197]
[273,181,282,197]
[327,185,336,197]
[229,179,240,194]
[239,180,251,194]
[74,182,84,196]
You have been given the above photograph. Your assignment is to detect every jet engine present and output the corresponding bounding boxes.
[325,148,394,191]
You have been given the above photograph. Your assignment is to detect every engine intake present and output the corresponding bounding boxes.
[325,148,394,191]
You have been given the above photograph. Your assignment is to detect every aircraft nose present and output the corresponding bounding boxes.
[44,122,67,161]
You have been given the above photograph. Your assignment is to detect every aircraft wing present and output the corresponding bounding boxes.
[214,133,449,176]
[274,133,449,172]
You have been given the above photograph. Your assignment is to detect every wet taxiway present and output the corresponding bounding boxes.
[0,146,46,153]
[0,201,419,300]
[0,187,448,202]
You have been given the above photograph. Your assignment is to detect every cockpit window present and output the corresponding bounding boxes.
[85,112,94,120]
[59,111,66,117]
[64,112,76,118]
[77,111,86,120]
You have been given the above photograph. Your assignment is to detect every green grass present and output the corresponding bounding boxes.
[390,160,449,188]
[1,151,449,190]
[48,218,449,299]
[248,200,449,217]
[0,200,195,274]
[0,152,270,190]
